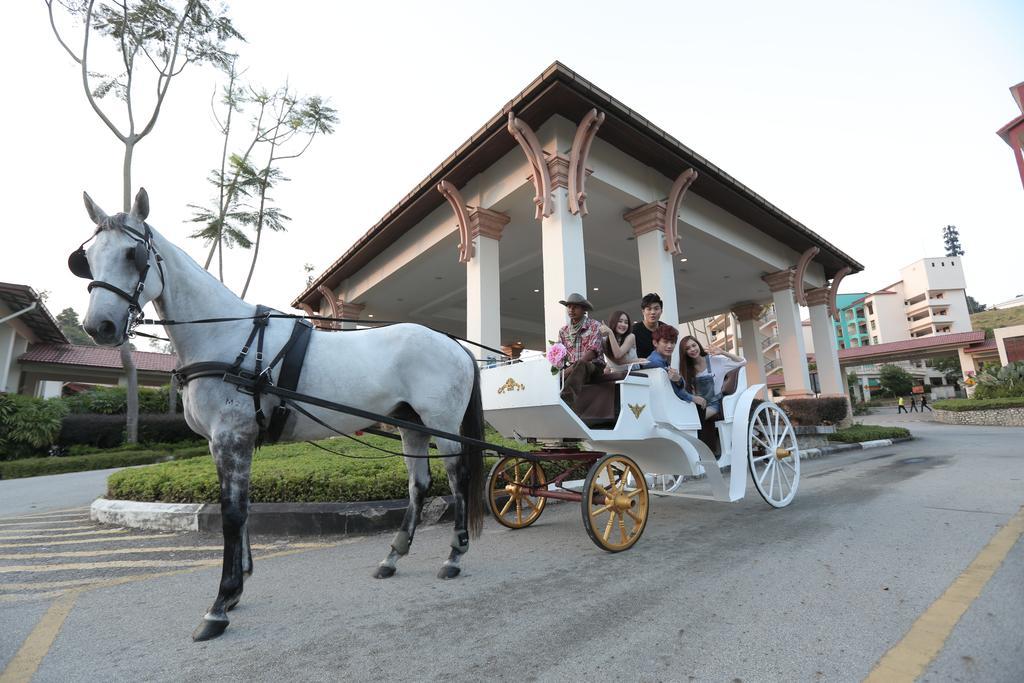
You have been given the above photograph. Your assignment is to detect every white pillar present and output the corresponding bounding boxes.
[763,270,813,397]
[465,207,508,360]
[624,202,680,327]
[733,303,766,387]
[957,348,979,397]
[807,287,844,395]
[541,176,587,345]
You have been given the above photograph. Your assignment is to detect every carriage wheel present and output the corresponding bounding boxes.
[748,401,801,508]
[628,472,685,493]
[582,454,649,552]
[487,457,548,529]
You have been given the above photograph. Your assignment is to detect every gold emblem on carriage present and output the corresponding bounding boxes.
[628,403,646,418]
[497,378,526,394]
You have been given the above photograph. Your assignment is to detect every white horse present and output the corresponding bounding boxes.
[73,189,485,641]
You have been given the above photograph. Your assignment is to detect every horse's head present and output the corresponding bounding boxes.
[71,188,164,346]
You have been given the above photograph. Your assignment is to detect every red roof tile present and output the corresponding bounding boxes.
[963,339,999,354]
[19,344,177,373]
[837,331,985,361]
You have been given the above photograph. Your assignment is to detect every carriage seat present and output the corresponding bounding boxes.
[574,369,647,428]
[718,366,747,423]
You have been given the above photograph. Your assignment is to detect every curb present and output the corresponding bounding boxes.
[92,436,914,535]
[91,496,456,535]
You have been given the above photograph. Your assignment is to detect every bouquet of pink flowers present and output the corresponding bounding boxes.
[546,342,568,375]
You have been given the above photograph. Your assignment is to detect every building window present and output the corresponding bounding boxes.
[866,303,874,315]
[870,320,876,330]
[872,336,879,344]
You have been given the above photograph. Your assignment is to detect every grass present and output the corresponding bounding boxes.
[826,424,911,443]
[0,445,209,480]
[971,307,1024,333]
[105,429,542,504]
[932,397,1024,412]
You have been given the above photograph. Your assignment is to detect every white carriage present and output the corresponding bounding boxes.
[480,356,800,551]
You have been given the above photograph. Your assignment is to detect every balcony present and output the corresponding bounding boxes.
[708,313,730,333]
[761,334,779,351]
[904,297,949,316]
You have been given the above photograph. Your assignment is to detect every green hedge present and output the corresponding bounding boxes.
[932,397,1024,412]
[827,424,911,443]
[780,396,849,426]
[63,385,182,414]
[106,430,547,504]
[0,393,69,460]
[0,445,208,480]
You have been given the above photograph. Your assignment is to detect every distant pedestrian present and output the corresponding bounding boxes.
[897,396,908,414]
[909,395,919,412]
[920,394,933,412]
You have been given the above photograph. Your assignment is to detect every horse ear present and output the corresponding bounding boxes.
[83,191,108,226]
[131,188,150,221]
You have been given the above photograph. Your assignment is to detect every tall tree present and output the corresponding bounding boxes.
[966,295,987,314]
[56,307,97,345]
[942,224,965,257]
[46,0,242,442]
[879,364,915,397]
[189,80,336,296]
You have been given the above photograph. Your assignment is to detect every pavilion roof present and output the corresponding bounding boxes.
[19,344,177,373]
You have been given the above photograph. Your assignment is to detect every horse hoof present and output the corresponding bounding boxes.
[373,565,396,579]
[192,617,229,642]
[437,565,461,580]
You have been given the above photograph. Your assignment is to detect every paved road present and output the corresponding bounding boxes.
[0,468,117,517]
[1,417,1022,682]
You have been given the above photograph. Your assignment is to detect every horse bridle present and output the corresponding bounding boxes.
[68,214,165,339]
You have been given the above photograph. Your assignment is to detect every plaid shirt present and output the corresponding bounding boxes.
[559,317,605,366]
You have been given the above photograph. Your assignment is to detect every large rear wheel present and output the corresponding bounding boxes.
[581,454,649,552]
[487,456,547,528]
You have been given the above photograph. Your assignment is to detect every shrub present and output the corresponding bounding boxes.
[878,364,915,397]
[58,413,198,449]
[827,424,910,443]
[780,396,850,426]
[106,429,527,504]
[972,361,1024,399]
[0,445,208,480]
[0,393,69,460]
[63,385,182,415]
[932,397,1024,412]
[851,402,871,416]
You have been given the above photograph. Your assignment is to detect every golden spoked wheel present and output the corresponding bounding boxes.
[487,456,548,529]
[581,454,649,552]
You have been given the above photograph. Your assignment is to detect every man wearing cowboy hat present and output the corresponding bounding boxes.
[557,292,606,408]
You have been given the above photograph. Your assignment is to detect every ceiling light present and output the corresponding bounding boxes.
[367,314,374,318]
[679,258,688,262]
[533,289,540,293]
[592,287,599,292]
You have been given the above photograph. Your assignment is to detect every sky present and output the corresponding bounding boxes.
[2,0,1023,346]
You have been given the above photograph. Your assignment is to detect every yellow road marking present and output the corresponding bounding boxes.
[0,542,327,560]
[0,559,221,574]
[0,590,71,605]
[0,526,99,535]
[0,519,91,528]
[0,578,115,591]
[0,534,179,549]
[0,508,87,521]
[0,589,80,683]
[0,529,128,541]
[0,541,339,682]
[864,505,1024,683]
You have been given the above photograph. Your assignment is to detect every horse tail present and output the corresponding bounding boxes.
[460,350,485,539]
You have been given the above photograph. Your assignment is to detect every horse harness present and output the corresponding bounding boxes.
[67,219,312,446]
[173,305,314,446]
[68,214,166,340]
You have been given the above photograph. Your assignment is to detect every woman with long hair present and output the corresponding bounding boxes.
[680,335,746,455]
[679,335,746,420]
[600,310,640,371]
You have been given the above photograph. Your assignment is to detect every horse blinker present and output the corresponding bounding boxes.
[68,248,92,279]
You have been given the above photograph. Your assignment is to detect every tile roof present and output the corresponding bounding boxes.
[19,344,177,373]
[963,339,999,354]
[838,331,985,361]
[0,282,68,344]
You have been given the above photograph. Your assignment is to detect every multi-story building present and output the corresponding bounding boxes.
[832,293,870,349]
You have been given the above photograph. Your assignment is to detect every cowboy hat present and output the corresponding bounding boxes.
[558,293,593,311]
